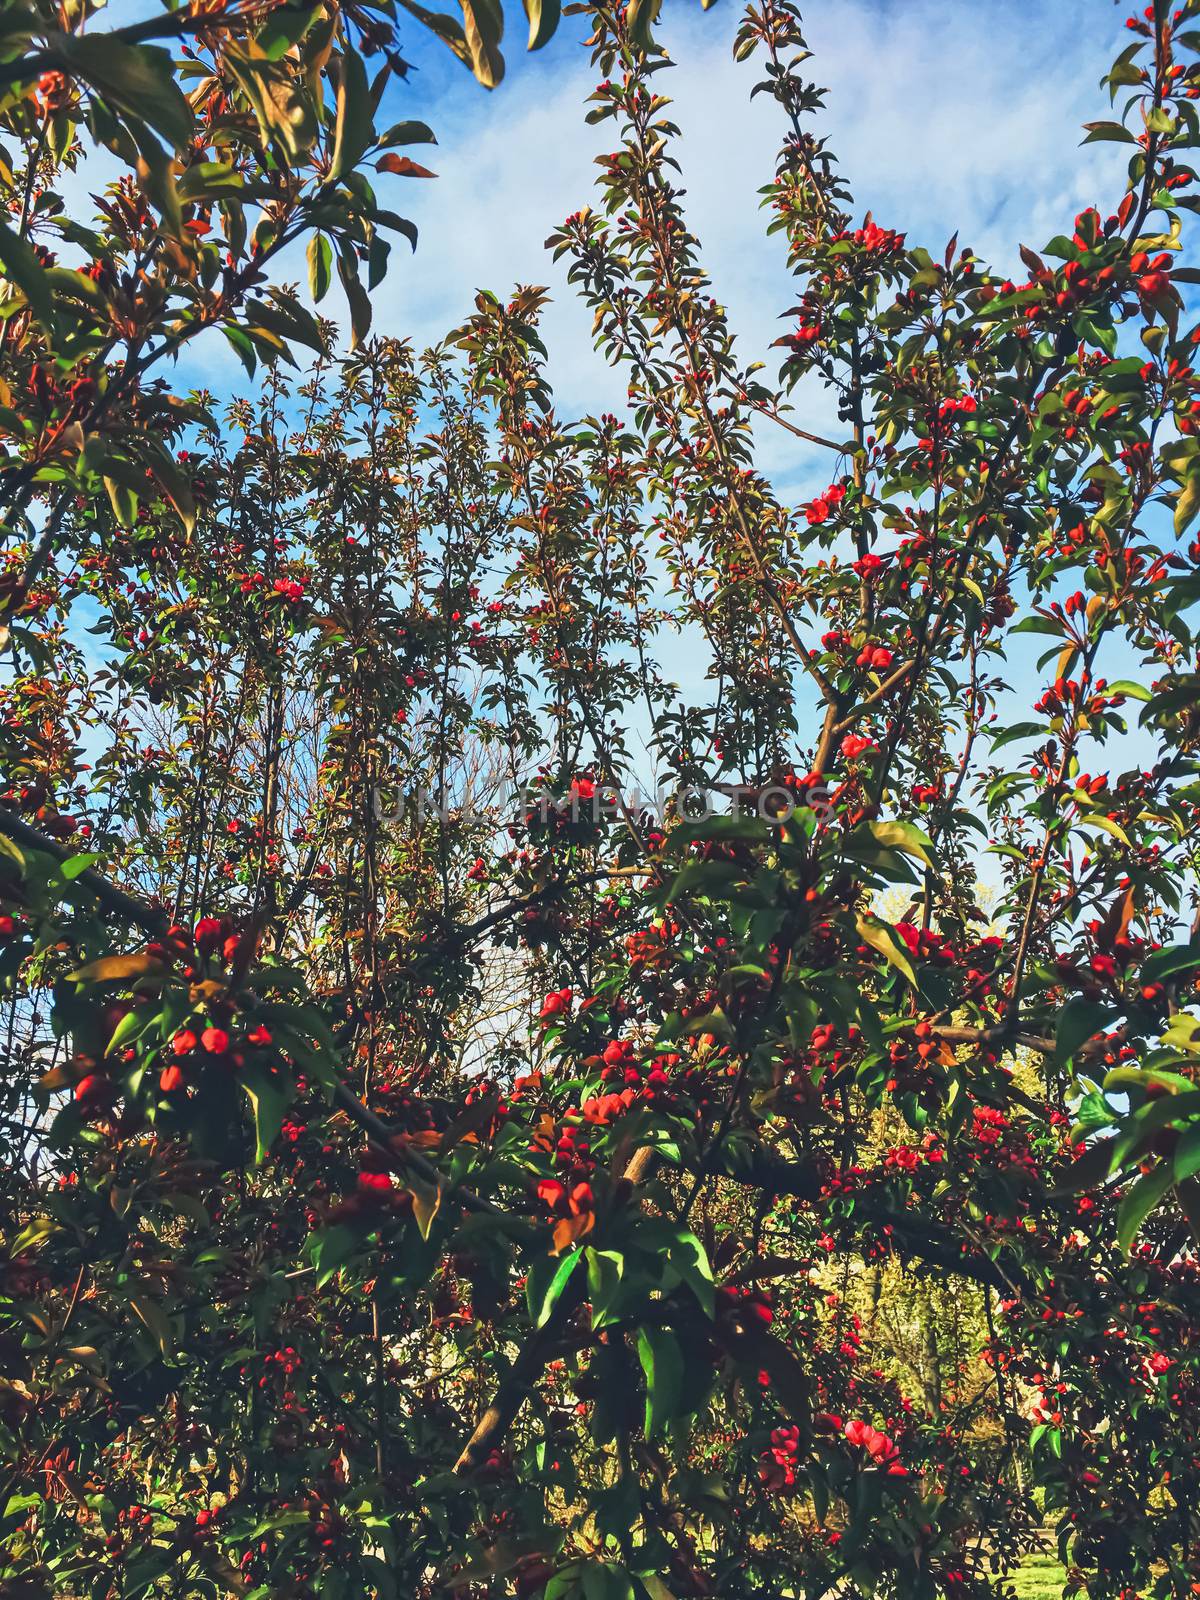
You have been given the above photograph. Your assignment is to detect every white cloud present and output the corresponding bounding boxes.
[45,4,1131,425]
[130,1,1131,434]
[362,0,1130,477]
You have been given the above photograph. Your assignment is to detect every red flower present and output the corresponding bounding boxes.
[841,733,874,759]
[357,1170,394,1198]
[539,987,572,1021]
[194,916,225,952]
[852,551,883,577]
[75,1073,113,1106]
[845,1419,902,1469]
[895,922,921,956]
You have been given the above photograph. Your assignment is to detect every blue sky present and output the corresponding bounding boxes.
[173,0,1131,460]
[334,0,1150,769]
[71,2,1162,799]
[341,0,1127,451]
[150,0,1158,787]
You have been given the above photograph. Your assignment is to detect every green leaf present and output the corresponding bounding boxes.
[60,852,101,882]
[663,859,742,905]
[177,162,244,203]
[1055,997,1119,1066]
[1,1494,43,1519]
[1177,1175,1200,1241]
[665,1227,714,1316]
[989,721,1046,751]
[377,119,437,148]
[224,44,318,161]
[395,0,472,75]
[636,1324,683,1438]
[1078,813,1131,848]
[309,1224,359,1286]
[103,475,138,529]
[1105,1065,1195,1095]
[528,1246,583,1328]
[585,1248,625,1328]
[1102,679,1152,702]
[1052,1134,1119,1195]
[127,1293,173,1357]
[330,46,373,182]
[142,439,196,534]
[679,1006,734,1044]
[369,208,419,249]
[1043,235,1078,260]
[0,216,54,333]
[855,914,916,986]
[1116,1164,1174,1252]
[408,1177,441,1239]
[1175,469,1200,536]
[255,0,319,59]
[866,819,934,869]
[1174,1125,1200,1184]
[669,812,770,848]
[0,832,25,871]
[240,1063,293,1163]
[248,294,324,354]
[1143,943,1200,985]
[222,325,258,380]
[1142,677,1200,725]
[1010,616,1065,637]
[104,1007,148,1058]
[1111,1090,1200,1169]
[57,35,193,150]
[585,1565,636,1600]
[337,249,372,348]
[8,1216,57,1255]
[1081,120,1137,144]
[544,1564,586,1600]
[459,0,506,87]
[625,0,661,50]
[71,951,166,985]
[523,0,561,49]
[240,322,297,369]
[547,1565,636,1600]
[1106,41,1145,94]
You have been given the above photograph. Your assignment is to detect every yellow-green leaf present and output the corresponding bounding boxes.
[856,914,917,985]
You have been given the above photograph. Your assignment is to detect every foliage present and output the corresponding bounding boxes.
[0,0,583,660]
[3,0,1200,1597]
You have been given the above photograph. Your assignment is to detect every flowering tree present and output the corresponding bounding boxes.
[4,0,1200,1597]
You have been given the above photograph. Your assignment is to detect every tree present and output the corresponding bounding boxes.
[0,0,572,652]
[4,0,1200,1597]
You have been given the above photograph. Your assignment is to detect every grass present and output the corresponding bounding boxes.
[1012,1551,1070,1600]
